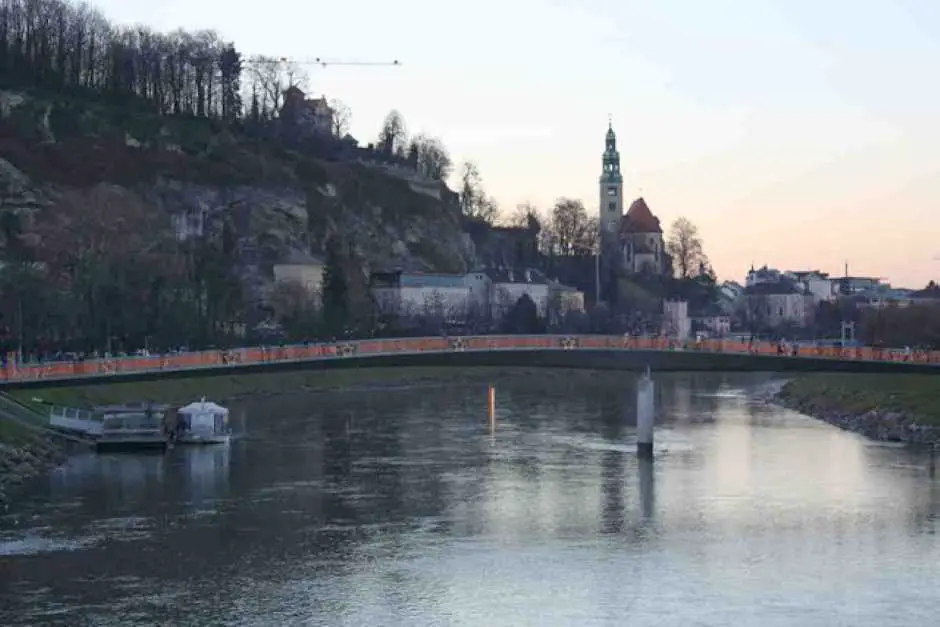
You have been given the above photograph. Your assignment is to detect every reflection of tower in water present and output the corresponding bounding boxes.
[638,456,654,521]
[600,402,625,534]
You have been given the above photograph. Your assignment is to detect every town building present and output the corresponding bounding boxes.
[369,269,583,324]
[371,272,473,321]
[280,86,334,137]
[597,121,670,276]
[784,270,836,303]
[691,306,732,338]
[742,280,815,329]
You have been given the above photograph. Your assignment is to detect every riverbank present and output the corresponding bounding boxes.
[775,374,940,444]
[0,420,68,509]
[5,366,637,408]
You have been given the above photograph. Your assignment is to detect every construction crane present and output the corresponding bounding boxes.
[256,57,402,68]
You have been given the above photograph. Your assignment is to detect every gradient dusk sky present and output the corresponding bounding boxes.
[94,0,940,287]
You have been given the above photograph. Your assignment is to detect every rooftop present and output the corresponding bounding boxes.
[619,197,662,234]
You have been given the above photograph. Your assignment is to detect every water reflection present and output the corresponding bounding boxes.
[0,371,938,626]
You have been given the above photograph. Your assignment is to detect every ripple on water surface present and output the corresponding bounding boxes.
[0,372,938,626]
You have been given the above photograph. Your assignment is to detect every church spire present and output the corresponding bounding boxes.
[601,119,621,183]
[599,118,624,236]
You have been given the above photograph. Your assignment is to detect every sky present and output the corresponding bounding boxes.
[94,0,940,287]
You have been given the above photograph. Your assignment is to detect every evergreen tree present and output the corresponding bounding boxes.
[321,238,349,336]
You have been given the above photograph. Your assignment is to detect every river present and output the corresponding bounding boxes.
[1,370,938,626]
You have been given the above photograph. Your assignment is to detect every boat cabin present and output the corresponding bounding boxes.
[176,399,231,444]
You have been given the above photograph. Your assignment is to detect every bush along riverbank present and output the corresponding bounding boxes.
[0,431,68,509]
[775,374,940,444]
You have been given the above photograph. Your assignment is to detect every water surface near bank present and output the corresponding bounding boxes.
[1,371,939,626]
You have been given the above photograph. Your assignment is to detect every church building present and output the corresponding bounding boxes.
[598,121,669,275]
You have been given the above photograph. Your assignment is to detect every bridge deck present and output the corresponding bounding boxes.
[1,335,938,388]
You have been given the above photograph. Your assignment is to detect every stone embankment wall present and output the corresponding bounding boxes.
[0,436,66,508]
[775,380,940,445]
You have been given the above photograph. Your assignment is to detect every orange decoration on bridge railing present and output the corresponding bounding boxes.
[2,335,939,384]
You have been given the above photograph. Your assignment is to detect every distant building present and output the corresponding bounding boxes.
[280,86,334,136]
[172,206,207,241]
[488,268,551,319]
[742,280,814,329]
[784,270,836,303]
[596,121,670,276]
[371,271,471,321]
[834,275,884,295]
[369,268,582,324]
[550,282,585,318]
[745,265,783,287]
[717,280,745,314]
[273,251,325,295]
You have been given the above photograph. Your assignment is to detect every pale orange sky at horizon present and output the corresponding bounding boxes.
[95,0,940,288]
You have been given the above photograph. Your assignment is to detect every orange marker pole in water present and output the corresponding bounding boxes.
[487,384,496,429]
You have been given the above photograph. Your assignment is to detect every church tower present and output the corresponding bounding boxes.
[599,118,623,236]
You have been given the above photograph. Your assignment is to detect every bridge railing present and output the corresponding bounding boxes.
[0,335,938,384]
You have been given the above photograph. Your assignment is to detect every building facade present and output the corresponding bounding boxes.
[370,269,583,324]
[742,281,815,329]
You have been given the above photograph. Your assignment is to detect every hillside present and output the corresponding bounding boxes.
[0,88,475,346]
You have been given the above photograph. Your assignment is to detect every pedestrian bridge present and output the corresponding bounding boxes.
[2,335,938,389]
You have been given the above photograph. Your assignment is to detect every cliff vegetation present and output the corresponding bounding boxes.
[0,0,476,352]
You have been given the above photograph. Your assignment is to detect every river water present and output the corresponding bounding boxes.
[1,371,938,626]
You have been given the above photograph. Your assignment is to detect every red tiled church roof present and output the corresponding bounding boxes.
[619,197,662,234]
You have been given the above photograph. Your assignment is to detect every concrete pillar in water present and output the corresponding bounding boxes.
[636,368,655,458]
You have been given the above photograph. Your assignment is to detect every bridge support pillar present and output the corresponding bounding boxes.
[636,368,655,458]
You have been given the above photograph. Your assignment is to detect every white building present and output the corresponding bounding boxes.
[745,265,783,287]
[172,206,207,241]
[742,281,815,329]
[489,268,551,319]
[371,272,472,320]
[370,268,582,324]
[784,270,836,303]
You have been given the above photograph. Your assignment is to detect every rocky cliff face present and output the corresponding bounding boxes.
[0,89,475,302]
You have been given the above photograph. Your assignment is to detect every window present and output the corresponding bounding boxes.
[608,201,617,211]
[607,186,617,196]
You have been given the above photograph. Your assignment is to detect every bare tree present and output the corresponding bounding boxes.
[410,134,452,180]
[666,217,709,279]
[328,98,352,136]
[245,55,309,116]
[549,198,595,256]
[457,161,498,223]
[507,202,542,230]
[378,109,407,154]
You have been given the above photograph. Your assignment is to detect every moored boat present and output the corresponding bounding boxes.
[175,398,231,445]
[94,403,172,453]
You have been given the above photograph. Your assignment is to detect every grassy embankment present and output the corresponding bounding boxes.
[779,373,940,426]
[3,366,626,412]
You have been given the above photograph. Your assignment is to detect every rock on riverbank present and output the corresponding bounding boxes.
[775,376,940,444]
[0,437,67,509]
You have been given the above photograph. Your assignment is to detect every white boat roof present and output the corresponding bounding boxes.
[178,399,229,414]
